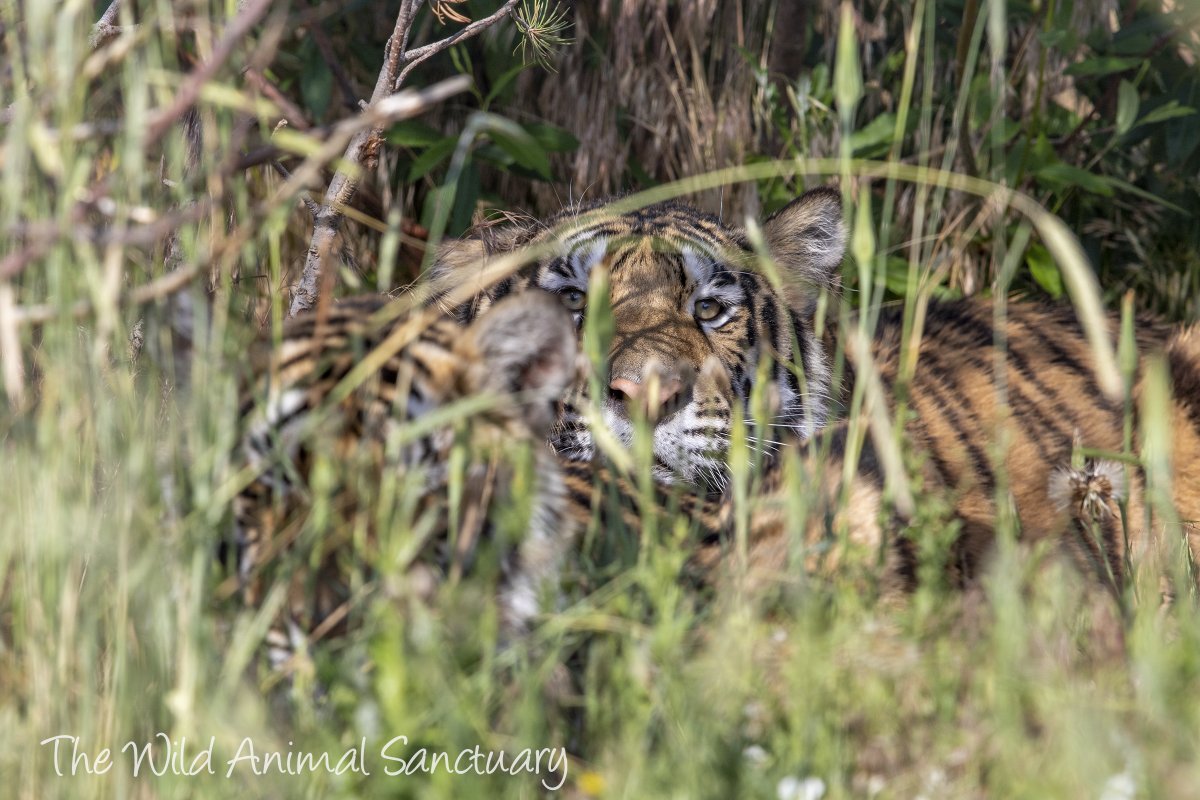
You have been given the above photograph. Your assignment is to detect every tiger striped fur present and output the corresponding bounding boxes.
[231,292,579,668]
[432,188,846,492]
[432,186,1198,600]
[694,303,1200,599]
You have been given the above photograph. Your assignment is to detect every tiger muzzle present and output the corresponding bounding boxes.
[607,358,695,424]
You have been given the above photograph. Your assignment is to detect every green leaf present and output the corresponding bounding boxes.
[449,161,480,236]
[1064,56,1141,78]
[473,143,516,168]
[1036,29,1070,48]
[481,115,552,180]
[1035,162,1115,197]
[524,122,580,152]
[1091,173,1186,214]
[483,63,531,108]
[406,136,457,182]
[848,113,898,157]
[1115,80,1139,136]
[300,45,333,120]
[385,120,444,148]
[1137,101,1196,127]
[1026,242,1064,299]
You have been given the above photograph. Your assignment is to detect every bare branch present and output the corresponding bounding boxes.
[288,0,524,317]
[309,24,363,111]
[244,68,313,130]
[396,0,521,89]
[286,76,470,316]
[282,1,421,315]
[143,0,274,146]
[89,0,130,49]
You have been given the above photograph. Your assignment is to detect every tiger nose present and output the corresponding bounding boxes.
[609,376,684,420]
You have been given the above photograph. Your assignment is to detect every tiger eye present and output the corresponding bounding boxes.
[694,298,723,322]
[560,288,587,312]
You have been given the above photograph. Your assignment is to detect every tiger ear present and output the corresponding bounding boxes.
[464,291,576,434]
[762,186,846,312]
[428,215,542,314]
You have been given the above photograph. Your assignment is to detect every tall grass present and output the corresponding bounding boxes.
[2,1,1199,798]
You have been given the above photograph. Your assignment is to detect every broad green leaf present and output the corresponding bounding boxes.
[1035,162,1115,197]
[1115,80,1139,136]
[524,122,580,152]
[1064,56,1141,78]
[300,45,333,120]
[449,161,480,236]
[406,136,457,182]
[1137,101,1196,127]
[484,63,531,108]
[848,113,898,157]
[481,115,552,179]
[1036,29,1070,48]
[1025,242,1063,298]
[385,120,444,148]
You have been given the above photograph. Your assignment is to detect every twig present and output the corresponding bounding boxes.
[244,67,313,130]
[270,161,323,218]
[289,0,520,317]
[286,75,470,316]
[1,202,213,280]
[395,0,521,89]
[143,0,274,146]
[309,24,363,111]
[89,0,129,48]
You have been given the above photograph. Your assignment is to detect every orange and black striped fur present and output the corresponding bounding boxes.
[431,188,847,492]
[431,187,1198,599]
[230,292,579,668]
[697,300,1200,600]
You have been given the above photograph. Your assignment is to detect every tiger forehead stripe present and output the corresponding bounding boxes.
[570,238,607,276]
[682,246,744,306]
[681,245,720,283]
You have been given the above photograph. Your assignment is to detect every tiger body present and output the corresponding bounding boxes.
[699,301,1200,598]
[232,186,1200,664]
[231,292,579,666]
[433,189,1199,600]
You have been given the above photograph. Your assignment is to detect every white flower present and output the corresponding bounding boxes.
[777,775,826,800]
[743,745,768,766]
[1100,772,1137,800]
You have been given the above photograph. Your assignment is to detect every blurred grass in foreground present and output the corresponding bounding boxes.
[2,1,1199,798]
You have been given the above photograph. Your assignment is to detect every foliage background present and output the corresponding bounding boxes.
[1,0,1198,798]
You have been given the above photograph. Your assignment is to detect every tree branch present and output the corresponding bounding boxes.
[288,0,520,318]
[286,76,470,316]
[89,0,131,48]
[395,0,521,89]
[143,0,275,146]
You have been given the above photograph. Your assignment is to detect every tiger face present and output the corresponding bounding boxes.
[433,187,848,491]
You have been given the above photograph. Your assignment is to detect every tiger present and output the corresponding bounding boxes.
[228,291,582,670]
[694,304,1200,602]
[430,187,1200,600]
[431,187,847,492]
